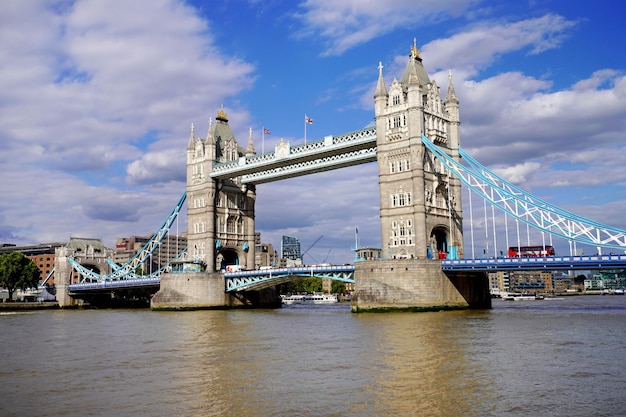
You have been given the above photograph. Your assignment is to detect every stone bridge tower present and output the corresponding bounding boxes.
[374,40,464,261]
[186,108,257,272]
[54,237,113,307]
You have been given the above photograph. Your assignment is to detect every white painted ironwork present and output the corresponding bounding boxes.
[210,128,377,183]
[422,135,626,251]
[225,265,355,292]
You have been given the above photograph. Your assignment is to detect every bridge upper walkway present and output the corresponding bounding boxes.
[210,127,377,184]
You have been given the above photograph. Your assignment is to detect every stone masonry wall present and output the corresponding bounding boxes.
[351,258,488,312]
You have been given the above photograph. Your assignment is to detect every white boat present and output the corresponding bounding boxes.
[501,292,544,301]
[281,293,339,305]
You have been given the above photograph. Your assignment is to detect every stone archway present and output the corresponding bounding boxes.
[80,263,103,282]
[218,248,240,270]
[430,226,449,259]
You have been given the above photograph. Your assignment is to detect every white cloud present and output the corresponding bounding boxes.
[423,14,579,75]
[294,0,476,55]
[0,0,254,246]
[126,148,186,185]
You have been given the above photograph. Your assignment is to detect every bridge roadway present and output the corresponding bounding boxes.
[442,254,626,271]
[67,255,626,294]
[67,265,356,294]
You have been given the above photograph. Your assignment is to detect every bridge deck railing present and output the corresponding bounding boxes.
[442,254,626,271]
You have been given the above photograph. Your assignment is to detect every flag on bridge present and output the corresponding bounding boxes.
[261,127,270,153]
[304,115,313,144]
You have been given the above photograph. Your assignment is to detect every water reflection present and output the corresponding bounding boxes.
[1,297,625,417]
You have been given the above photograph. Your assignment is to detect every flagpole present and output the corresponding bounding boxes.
[304,114,307,144]
[262,127,265,154]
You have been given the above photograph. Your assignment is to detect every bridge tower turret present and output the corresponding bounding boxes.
[186,109,256,272]
[374,39,464,261]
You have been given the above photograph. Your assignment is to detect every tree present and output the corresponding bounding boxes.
[0,252,41,301]
[331,280,346,295]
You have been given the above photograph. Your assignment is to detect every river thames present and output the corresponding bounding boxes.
[1,295,625,417]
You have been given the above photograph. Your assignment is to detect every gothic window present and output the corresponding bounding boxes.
[399,194,406,206]
[393,116,401,128]
[193,198,206,208]
[403,115,406,126]
[227,217,236,233]
[405,160,410,171]
[393,95,400,105]
[391,195,398,207]
[390,162,395,173]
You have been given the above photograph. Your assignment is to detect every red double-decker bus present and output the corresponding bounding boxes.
[508,245,555,257]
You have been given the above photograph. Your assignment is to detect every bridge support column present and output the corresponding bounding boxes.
[54,247,79,308]
[351,259,490,312]
[151,272,281,310]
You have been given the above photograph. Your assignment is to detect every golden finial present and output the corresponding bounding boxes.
[411,37,421,59]
[216,105,228,122]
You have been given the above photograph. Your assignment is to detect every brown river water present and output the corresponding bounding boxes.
[1,295,625,417]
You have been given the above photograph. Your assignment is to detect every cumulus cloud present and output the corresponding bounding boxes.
[126,148,186,185]
[294,0,475,56]
[0,0,254,246]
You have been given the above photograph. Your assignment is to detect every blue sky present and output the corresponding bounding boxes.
[1,0,625,264]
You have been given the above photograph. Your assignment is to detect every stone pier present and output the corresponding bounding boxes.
[351,259,491,312]
[150,271,281,310]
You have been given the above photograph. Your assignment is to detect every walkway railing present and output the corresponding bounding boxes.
[442,254,626,271]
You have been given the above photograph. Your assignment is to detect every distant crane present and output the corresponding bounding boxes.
[301,235,323,265]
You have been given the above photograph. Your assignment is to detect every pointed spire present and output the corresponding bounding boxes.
[407,58,420,86]
[445,69,459,104]
[187,123,195,149]
[205,118,214,143]
[374,61,388,98]
[245,127,256,156]
[400,38,430,87]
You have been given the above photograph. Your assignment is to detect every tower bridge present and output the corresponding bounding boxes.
[56,41,626,310]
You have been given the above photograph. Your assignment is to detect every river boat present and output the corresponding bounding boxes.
[501,292,544,301]
[281,293,339,305]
